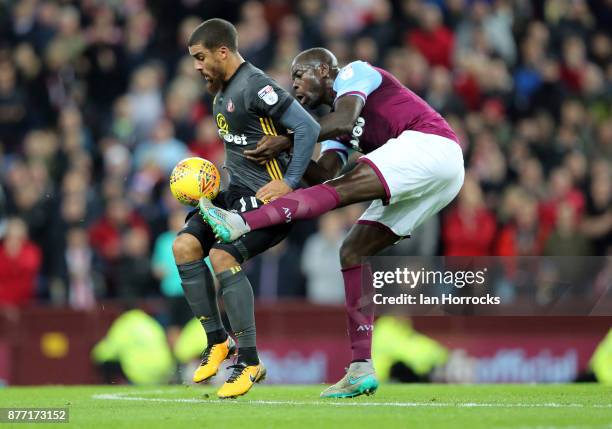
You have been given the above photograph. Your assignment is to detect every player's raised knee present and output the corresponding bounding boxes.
[172,233,203,265]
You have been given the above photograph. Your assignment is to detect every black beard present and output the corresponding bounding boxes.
[206,79,222,93]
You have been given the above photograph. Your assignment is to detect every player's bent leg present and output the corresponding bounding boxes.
[173,231,234,383]
[321,223,399,399]
[340,223,401,363]
[209,247,263,398]
[172,233,204,265]
[339,221,401,268]
[207,248,258,364]
[199,162,386,242]
[326,161,387,207]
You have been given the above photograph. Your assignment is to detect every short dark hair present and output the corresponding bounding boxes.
[188,18,238,52]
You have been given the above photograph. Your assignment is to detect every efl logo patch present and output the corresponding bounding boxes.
[258,85,278,105]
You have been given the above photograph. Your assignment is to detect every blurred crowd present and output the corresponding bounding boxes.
[0,0,610,315]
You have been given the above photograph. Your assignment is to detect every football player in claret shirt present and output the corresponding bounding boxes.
[173,19,319,398]
[200,47,465,398]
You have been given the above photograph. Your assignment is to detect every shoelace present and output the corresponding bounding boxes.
[225,364,247,383]
[199,343,219,365]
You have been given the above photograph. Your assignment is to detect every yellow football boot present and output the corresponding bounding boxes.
[192,337,236,383]
[217,361,266,399]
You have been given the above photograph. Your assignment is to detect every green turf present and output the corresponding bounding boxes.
[0,384,610,428]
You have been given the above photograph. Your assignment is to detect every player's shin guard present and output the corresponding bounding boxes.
[342,264,375,361]
[242,184,340,230]
[177,261,227,343]
[217,266,259,365]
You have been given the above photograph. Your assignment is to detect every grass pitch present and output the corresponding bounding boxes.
[0,384,610,428]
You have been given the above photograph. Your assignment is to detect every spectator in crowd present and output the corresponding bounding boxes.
[0,217,41,307]
[407,2,454,69]
[425,66,465,116]
[88,197,149,289]
[116,227,156,300]
[127,65,164,141]
[455,0,516,66]
[0,59,28,152]
[133,118,189,175]
[544,202,592,256]
[58,105,93,154]
[245,240,305,300]
[65,227,98,310]
[539,166,586,230]
[496,193,549,256]
[582,162,612,255]
[443,176,497,256]
[109,96,138,148]
[517,157,547,200]
[301,211,346,304]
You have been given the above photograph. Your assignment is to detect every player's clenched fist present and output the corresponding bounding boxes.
[245,135,292,164]
[256,179,293,202]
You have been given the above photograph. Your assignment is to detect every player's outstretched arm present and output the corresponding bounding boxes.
[246,135,343,186]
[278,99,320,189]
[244,135,292,165]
